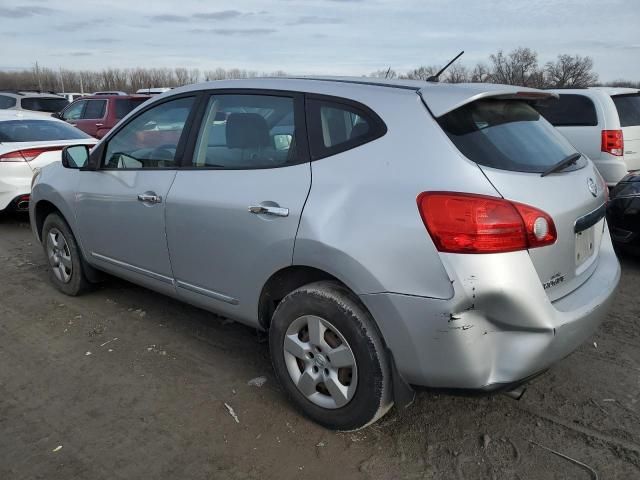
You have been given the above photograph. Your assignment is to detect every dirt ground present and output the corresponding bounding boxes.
[0,212,639,480]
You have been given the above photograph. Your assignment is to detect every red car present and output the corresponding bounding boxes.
[55,95,150,138]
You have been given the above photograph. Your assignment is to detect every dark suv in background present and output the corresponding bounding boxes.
[56,94,150,138]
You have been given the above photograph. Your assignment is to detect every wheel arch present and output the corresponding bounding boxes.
[34,199,64,242]
[258,265,349,331]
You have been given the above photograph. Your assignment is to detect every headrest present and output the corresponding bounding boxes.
[226,113,271,149]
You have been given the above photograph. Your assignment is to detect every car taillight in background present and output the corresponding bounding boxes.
[601,130,624,156]
[0,146,62,162]
[417,192,557,254]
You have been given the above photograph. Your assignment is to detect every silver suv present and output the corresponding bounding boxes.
[30,78,620,430]
[0,91,70,115]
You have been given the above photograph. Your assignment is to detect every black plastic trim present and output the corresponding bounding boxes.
[575,203,606,233]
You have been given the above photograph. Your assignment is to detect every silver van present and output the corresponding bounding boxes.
[30,78,620,430]
[537,87,640,186]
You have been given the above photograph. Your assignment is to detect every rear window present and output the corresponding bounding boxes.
[115,98,148,119]
[82,100,107,119]
[535,94,598,126]
[612,94,640,127]
[439,99,584,174]
[0,120,91,142]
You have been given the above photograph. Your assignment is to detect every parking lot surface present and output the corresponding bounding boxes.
[1,213,639,479]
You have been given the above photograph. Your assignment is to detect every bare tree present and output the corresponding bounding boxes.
[444,64,469,83]
[545,54,598,88]
[400,65,440,81]
[488,47,545,87]
[369,68,398,79]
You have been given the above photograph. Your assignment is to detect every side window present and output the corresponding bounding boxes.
[307,97,386,159]
[0,95,17,109]
[103,96,194,169]
[62,100,86,121]
[192,94,299,169]
[82,100,107,119]
[535,94,598,127]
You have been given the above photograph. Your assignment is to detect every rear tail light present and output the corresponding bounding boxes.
[0,146,62,162]
[601,130,624,156]
[417,192,557,254]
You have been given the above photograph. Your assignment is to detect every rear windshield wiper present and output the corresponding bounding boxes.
[541,152,582,177]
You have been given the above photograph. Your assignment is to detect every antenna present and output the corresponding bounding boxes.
[426,51,464,82]
[384,67,392,79]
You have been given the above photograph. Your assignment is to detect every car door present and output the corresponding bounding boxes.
[75,99,107,138]
[165,91,311,324]
[76,95,198,296]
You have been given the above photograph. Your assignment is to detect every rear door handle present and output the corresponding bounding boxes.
[138,192,162,204]
[95,123,104,127]
[248,205,289,217]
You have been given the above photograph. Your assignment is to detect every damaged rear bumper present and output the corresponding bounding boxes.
[359,229,620,389]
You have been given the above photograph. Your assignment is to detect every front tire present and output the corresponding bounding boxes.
[269,281,393,431]
[42,213,90,296]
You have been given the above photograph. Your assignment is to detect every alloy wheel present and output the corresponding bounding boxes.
[283,315,358,409]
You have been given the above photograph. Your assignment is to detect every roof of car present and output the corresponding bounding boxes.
[74,94,151,101]
[0,109,64,121]
[0,91,67,99]
[165,76,553,118]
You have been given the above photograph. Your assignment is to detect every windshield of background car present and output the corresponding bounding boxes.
[20,97,70,113]
[438,99,585,173]
[0,120,91,142]
[612,94,640,127]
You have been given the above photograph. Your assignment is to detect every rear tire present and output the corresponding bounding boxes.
[269,281,393,431]
[42,213,90,296]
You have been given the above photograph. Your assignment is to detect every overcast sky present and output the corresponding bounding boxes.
[0,0,638,81]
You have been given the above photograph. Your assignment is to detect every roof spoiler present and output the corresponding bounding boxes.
[418,84,558,118]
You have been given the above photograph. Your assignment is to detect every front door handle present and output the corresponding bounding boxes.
[248,205,289,217]
[138,192,162,204]
[95,123,104,127]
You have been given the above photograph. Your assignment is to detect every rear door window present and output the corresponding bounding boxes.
[20,97,70,113]
[439,99,585,174]
[612,94,640,127]
[0,95,16,109]
[115,98,149,119]
[82,100,107,119]
[192,94,301,169]
[306,97,386,159]
[535,94,598,126]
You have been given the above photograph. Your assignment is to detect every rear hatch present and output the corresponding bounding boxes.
[612,93,640,171]
[421,87,607,300]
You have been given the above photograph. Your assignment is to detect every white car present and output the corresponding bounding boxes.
[537,87,640,186]
[136,87,173,95]
[0,110,96,212]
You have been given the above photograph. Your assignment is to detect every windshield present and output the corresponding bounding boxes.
[438,99,584,174]
[0,120,91,142]
[20,97,70,113]
[612,94,640,127]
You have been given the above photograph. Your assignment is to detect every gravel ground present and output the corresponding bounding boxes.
[1,212,639,480]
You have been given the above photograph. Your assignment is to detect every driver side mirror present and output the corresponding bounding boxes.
[61,145,90,169]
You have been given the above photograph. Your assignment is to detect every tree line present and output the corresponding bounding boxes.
[371,47,639,88]
[0,47,637,93]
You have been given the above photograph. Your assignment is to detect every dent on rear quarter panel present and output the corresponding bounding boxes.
[294,90,498,299]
